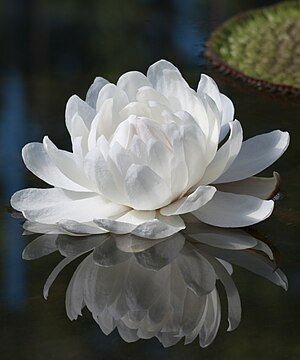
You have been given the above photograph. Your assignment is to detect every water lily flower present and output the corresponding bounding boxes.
[11,60,290,239]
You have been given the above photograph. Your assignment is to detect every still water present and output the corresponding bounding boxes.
[0,0,299,359]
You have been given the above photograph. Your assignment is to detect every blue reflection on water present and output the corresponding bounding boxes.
[0,71,27,310]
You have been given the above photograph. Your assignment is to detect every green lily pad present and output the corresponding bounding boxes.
[206,1,300,95]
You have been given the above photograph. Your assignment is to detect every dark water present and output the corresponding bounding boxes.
[0,0,299,359]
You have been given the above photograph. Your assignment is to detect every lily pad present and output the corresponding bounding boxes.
[206,1,300,95]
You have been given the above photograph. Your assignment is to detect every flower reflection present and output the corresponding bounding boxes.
[23,223,287,348]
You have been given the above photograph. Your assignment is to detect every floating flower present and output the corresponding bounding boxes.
[11,60,289,239]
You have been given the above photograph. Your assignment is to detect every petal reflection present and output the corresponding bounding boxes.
[22,222,287,348]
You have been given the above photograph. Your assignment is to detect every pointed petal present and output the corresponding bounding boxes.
[65,95,96,132]
[160,185,216,216]
[11,188,127,224]
[96,83,128,112]
[117,71,152,101]
[21,142,89,192]
[201,120,243,185]
[85,76,109,108]
[219,94,234,142]
[215,130,290,183]
[43,136,95,191]
[193,191,274,227]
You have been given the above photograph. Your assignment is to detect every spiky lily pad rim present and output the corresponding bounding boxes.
[206,1,300,96]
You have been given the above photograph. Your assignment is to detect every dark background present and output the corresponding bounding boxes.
[0,0,299,359]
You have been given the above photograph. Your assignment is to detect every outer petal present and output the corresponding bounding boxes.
[93,210,185,239]
[219,94,234,142]
[160,185,216,216]
[200,120,243,185]
[215,130,290,183]
[22,142,89,192]
[57,220,108,235]
[216,172,281,200]
[193,191,274,227]
[85,76,109,109]
[65,95,96,133]
[11,188,128,224]
[43,136,96,192]
[197,74,234,142]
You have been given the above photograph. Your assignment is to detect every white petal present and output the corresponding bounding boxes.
[22,142,89,192]
[119,102,152,122]
[132,214,185,238]
[136,86,170,108]
[84,146,128,204]
[197,74,222,109]
[193,191,274,227]
[11,188,127,224]
[88,99,114,147]
[219,94,234,142]
[160,185,216,216]
[69,113,89,149]
[65,95,96,132]
[96,83,128,112]
[43,136,95,191]
[148,60,210,137]
[216,172,281,200]
[58,220,107,235]
[177,114,208,189]
[93,210,185,239]
[215,130,290,183]
[125,164,172,210]
[197,75,234,142]
[85,76,109,108]
[117,71,152,101]
[201,120,243,185]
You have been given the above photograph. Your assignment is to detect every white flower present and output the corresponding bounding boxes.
[11,60,290,239]
[22,227,287,348]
